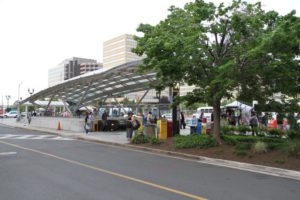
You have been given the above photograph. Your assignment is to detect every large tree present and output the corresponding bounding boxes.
[133,0,300,143]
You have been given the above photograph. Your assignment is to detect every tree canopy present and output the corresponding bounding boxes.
[133,0,300,142]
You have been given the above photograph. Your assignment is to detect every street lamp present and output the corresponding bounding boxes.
[18,82,23,101]
[28,88,35,96]
[172,83,180,135]
[5,95,11,110]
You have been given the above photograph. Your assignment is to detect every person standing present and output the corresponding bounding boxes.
[84,112,92,134]
[102,111,108,131]
[126,112,134,141]
[180,112,186,129]
[249,112,259,136]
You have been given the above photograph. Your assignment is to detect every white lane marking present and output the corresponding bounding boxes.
[0,152,17,156]
[0,134,73,141]
[16,135,36,139]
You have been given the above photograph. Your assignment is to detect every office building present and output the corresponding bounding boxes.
[103,34,141,69]
[48,57,99,87]
[80,62,102,75]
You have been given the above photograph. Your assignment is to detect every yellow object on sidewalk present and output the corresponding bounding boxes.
[158,119,167,139]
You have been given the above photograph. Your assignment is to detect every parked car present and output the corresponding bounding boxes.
[4,111,18,118]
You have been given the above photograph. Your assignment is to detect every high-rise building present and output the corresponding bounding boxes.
[48,57,100,87]
[103,34,141,69]
[63,57,97,80]
[80,62,102,75]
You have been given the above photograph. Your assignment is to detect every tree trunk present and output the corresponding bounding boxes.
[212,98,222,144]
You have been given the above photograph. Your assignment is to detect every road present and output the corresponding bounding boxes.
[0,125,299,200]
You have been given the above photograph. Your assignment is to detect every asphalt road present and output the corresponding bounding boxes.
[0,125,299,200]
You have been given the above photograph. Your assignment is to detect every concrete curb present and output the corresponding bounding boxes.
[1,122,300,181]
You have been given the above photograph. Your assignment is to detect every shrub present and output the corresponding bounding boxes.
[287,129,300,140]
[282,140,300,156]
[233,150,248,157]
[237,125,251,135]
[252,141,268,153]
[221,135,238,145]
[198,135,218,149]
[149,136,162,145]
[175,135,197,148]
[221,125,234,135]
[274,160,285,165]
[175,135,218,149]
[235,143,252,151]
[131,134,149,144]
[268,129,282,137]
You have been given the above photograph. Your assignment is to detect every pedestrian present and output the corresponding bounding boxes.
[84,112,92,134]
[261,113,268,127]
[180,112,186,129]
[147,111,153,125]
[276,112,284,131]
[102,111,108,131]
[126,112,134,141]
[249,112,259,136]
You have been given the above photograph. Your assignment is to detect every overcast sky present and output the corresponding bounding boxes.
[0,0,299,104]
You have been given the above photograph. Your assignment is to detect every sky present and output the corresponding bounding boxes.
[0,0,299,105]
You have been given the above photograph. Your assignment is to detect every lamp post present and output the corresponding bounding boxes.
[28,88,34,96]
[5,95,11,111]
[17,82,23,117]
[172,83,180,135]
[27,88,35,114]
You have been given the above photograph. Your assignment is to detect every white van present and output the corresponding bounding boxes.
[196,106,213,121]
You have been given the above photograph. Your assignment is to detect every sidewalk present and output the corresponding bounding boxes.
[1,118,300,180]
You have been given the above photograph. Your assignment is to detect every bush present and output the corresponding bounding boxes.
[149,136,162,145]
[268,129,282,137]
[233,150,248,157]
[282,140,300,156]
[131,134,149,144]
[175,135,218,149]
[237,125,251,135]
[221,135,238,145]
[287,129,300,140]
[198,135,218,149]
[235,143,252,151]
[252,141,268,153]
[221,125,235,135]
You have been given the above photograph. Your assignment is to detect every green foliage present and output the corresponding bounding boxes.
[235,143,252,151]
[236,125,251,134]
[233,150,248,157]
[267,129,282,137]
[274,159,285,165]
[252,141,268,153]
[174,135,218,149]
[222,135,238,146]
[281,140,300,156]
[131,134,149,144]
[149,136,162,145]
[221,125,235,135]
[287,129,300,140]
[134,0,300,142]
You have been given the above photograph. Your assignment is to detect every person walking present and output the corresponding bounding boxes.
[84,112,92,134]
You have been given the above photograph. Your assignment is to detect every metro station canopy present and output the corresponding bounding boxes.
[22,61,157,110]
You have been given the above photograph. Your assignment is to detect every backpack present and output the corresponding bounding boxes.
[133,119,141,130]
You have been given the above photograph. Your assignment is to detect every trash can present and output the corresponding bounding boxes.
[158,119,167,139]
[167,121,173,137]
[145,124,156,137]
[196,121,202,134]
